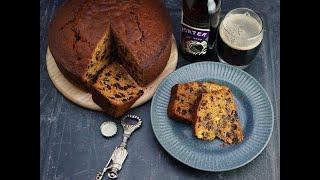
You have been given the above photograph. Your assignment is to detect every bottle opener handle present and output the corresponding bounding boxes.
[95,114,142,179]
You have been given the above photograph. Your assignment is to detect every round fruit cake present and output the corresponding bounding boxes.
[48,0,172,117]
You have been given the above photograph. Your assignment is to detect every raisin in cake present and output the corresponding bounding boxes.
[167,82,228,123]
[192,89,244,144]
[48,0,172,88]
[92,60,144,117]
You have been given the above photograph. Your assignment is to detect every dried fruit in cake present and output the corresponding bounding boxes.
[167,82,229,123]
[92,60,144,117]
[192,89,244,144]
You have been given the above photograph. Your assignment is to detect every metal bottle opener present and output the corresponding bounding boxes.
[96,114,142,180]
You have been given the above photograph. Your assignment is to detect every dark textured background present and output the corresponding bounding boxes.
[40,0,280,179]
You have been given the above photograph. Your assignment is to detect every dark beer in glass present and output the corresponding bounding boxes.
[216,8,263,68]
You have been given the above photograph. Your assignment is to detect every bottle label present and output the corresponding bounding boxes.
[181,14,210,55]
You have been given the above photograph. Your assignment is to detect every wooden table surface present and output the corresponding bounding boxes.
[40,0,280,179]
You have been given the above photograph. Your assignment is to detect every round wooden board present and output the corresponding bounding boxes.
[46,35,178,111]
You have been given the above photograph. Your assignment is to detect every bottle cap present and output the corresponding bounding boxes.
[100,121,117,137]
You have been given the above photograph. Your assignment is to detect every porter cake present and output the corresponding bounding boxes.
[92,60,144,117]
[192,89,244,144]
[167,82,228,123]
[48,0,172,116]
[48,0,172,88]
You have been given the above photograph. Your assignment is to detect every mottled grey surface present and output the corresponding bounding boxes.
[40,0,280,179]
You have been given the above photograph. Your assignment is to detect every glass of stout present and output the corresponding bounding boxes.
[216,8,263,69]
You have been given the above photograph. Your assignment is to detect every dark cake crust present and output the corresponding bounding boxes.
[55,59,92,92]
[48,0,110,88]
[167,84,193,123]
[192,95,203,136]
[110,0,172,86]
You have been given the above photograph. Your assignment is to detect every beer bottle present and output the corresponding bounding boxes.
[180,0,221,62]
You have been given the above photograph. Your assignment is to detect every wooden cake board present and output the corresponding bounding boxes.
[46,35,178,111]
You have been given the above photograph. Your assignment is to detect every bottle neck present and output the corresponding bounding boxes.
[182,10,210,29]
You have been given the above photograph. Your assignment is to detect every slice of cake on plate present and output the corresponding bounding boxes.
[167,82,228,123]
[192,89,244,144]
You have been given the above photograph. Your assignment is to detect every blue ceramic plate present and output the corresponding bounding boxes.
[151,62,274,171]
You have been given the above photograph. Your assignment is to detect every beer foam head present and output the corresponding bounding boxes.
[219,10,263,50]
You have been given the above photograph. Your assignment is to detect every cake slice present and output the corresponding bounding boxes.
[83,30,113,86]
[167,82,228,123]
[192,89,244,144]
[92,60,144,117]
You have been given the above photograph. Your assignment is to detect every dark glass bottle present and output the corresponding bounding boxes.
[180,0,221,62]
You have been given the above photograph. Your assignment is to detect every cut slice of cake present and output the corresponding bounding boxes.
[192,89,244,144]
[167,82,229,123]
[92,60,144,117]
[83,30,113,86]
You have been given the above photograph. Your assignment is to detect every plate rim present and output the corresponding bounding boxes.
[150,61,274,172]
